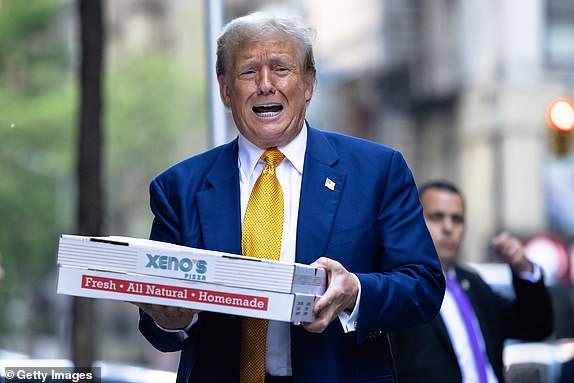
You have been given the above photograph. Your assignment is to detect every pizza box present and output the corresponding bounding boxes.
[57,234,326,296]
[57,266,319,324]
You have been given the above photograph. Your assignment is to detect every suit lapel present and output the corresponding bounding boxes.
[196,129,347,263]
[196,140,242,256]
[456,269,489,338]
[295,127,346,264]
[434,316,458,354]
[437,268,477,358]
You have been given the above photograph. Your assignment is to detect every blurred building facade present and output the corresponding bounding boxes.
[400,0,574,266]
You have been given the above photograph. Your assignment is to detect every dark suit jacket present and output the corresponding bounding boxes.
[390,265,553,383]
[139,125,445,383]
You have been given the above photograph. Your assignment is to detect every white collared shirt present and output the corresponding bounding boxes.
[441,265,541,383]
[238,122,360,375]
[237,125,306,376]
[440,276,499,383]
[237,125,305,266]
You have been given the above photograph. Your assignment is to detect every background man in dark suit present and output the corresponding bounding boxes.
[135,12,445,383]
[390,180,553,383]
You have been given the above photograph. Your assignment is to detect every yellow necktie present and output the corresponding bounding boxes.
[240,148,285,383]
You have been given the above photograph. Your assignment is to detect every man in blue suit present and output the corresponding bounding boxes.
[136,12,445,383]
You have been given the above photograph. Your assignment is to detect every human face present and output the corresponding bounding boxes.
[218,32,314,149]
[420,188,466,272]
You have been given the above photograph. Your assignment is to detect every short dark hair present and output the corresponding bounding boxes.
[418,180,462,199]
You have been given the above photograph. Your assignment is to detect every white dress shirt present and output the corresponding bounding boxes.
[238,123,360,375]
[237,125,304,376]
[441,265,542,383]
[441,278,499,383]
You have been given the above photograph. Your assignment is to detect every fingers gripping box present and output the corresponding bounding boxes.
[56,235,327,324]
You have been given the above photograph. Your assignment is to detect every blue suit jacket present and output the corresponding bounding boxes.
[139,126,445,383]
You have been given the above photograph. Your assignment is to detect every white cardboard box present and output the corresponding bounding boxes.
[57,235,326,295]
[57,266,318,324]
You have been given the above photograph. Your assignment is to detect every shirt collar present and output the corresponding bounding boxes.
[238,122,307,179]
[444,267,457,282]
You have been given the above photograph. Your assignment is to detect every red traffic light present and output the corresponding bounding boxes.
[546,98,574,132]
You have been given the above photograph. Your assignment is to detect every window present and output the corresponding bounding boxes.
[546,0,574,67]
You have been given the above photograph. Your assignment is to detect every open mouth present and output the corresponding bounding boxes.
[252,103,283,117]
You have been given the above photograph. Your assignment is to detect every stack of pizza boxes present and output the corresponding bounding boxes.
[56,235,326,324]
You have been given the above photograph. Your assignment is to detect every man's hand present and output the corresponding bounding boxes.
[491,231,533,274]
[302,257,359,334]
[134,302,199,330]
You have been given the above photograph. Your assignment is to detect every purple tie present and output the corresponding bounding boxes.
[446,276,489,383]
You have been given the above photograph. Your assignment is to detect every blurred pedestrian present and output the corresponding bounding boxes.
[135,12,445,383]
[390,180,553,383]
